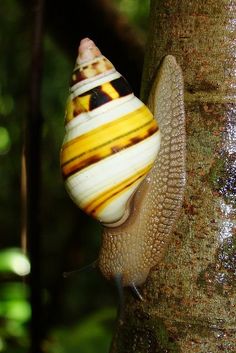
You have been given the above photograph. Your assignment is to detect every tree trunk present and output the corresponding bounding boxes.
[110,0,236,352]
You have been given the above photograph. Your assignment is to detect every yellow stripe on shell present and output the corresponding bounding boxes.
[100,82,119,99]
[63,105,155,152]
[65,96,88,123]
[84,163,153,217]
[66,80,125,122]
[65,98,74,123]
[75,94,91,112]
[66,77,129,123]
[62,120,158,177]
[61,106,158,177]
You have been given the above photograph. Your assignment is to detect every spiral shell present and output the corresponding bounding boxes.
[60,38,161,227]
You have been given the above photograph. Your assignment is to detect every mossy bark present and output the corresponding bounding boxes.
[110,0,236,352]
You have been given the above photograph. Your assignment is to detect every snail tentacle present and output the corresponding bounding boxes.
[131,283,144,301]
[63,260,98,278]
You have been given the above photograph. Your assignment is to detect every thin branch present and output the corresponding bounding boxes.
[23,0,44,352]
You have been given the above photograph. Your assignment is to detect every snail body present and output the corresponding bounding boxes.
[61,38,161,227]
[61,39,185,287]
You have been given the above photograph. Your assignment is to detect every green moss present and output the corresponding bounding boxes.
[208,158,225,190]
[154,318,181,353]
[116,312,180,353]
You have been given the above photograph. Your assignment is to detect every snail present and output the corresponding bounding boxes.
[61,38,185,290]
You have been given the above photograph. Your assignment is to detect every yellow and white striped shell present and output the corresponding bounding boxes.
[60,38,161,227]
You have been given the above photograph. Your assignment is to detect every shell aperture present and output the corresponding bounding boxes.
[60,38,161,227]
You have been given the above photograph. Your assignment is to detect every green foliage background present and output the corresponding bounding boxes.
[0,1,149,352]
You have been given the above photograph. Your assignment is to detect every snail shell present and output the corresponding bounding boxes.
[60,38,161,227]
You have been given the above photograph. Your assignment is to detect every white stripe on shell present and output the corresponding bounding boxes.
[65,131,161,222]
[64,94,144,143]
[71,70,120,97]
[96,178,141,223]
[65,93,134,129]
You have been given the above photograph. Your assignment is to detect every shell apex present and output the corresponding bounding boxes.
[77,38,102,65]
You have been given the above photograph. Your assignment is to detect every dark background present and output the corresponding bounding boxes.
[0,1,149,352]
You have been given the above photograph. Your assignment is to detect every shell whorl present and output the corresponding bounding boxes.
[60,38,161,226]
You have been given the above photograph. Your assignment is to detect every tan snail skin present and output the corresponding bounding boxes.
[61,38,185,290]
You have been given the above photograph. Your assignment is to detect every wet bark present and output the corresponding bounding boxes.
[110,0,236,352]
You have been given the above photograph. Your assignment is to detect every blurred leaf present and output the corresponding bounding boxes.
[0,95,14,116]
[45,307,116,353]
[0,282,29,300]
[0,248,30,276]
[0,299,30,322]
[0,281,30,352]
[0,282,30,322]
[0,126,11,154]
[114,0,150,33]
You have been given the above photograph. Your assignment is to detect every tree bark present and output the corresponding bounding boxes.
[110,0,236,352]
